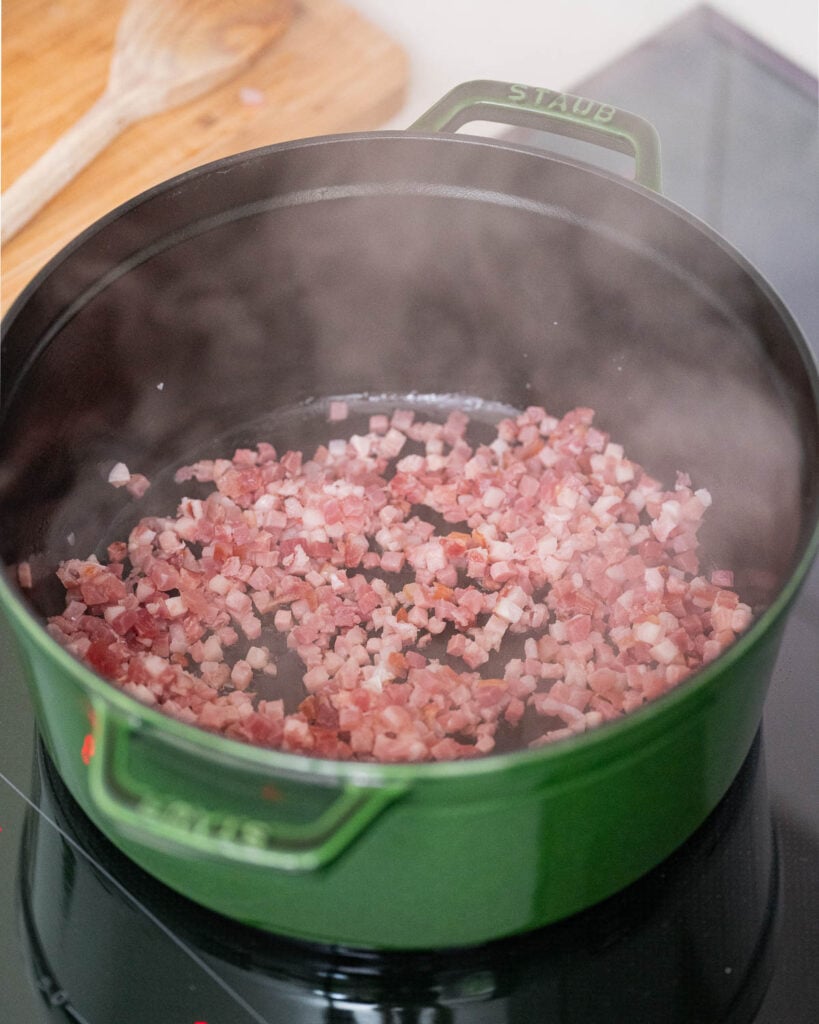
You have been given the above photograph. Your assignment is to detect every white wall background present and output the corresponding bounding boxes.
[350,0,818,128]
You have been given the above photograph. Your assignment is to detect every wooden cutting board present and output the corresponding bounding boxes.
[1,0,409,314]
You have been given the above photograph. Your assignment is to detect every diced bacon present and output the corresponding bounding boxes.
[45,402,752,763]
[531,694,587,726]
[245,645,269,669]
[164,595,187,618]
[565,614,591,643]
[633,619,663,645]
[711,569,734,587]
[224,590,252,616]
[380,550,405,573]
[650,638,681,665]
[390,409,414,431]
[126,474,151,498]
[494,595,525,624]
[462,639,490,668]
[207,574,232,596]
[328,400,349,422]
[230,660,253,690]
[483,486,505,509]
[380,428,407,458]
[732,604,753,633]
[107,462,131,487]
[239,613,261,639]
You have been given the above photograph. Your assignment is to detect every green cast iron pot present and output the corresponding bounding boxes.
[1,81,817,949]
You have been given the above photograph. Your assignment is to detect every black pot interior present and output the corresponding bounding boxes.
[1,134,817,619]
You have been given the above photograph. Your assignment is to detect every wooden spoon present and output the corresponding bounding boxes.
[0,0,293,243]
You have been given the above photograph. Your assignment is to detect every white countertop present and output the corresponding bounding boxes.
[351,0,817,129]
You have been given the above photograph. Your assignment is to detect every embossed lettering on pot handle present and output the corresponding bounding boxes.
[411,79,662,193]
[86,699,408,872]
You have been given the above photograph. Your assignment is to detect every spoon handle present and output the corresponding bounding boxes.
[1,90,135,244]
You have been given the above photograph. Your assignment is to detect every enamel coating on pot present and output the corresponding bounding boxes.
[1,85,817,949]
[0,568,797,948]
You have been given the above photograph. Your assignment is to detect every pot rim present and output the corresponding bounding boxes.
[1,129,818,783]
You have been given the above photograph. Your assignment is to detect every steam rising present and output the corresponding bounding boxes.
[1,134,815,616]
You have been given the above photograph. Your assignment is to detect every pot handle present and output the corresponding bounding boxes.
[86,700,407,872]
[410,79,662,193]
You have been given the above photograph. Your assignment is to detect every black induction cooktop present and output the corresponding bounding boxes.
[1,6,817,1022]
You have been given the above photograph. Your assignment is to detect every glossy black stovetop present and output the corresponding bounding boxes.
[1,6,817,1022]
